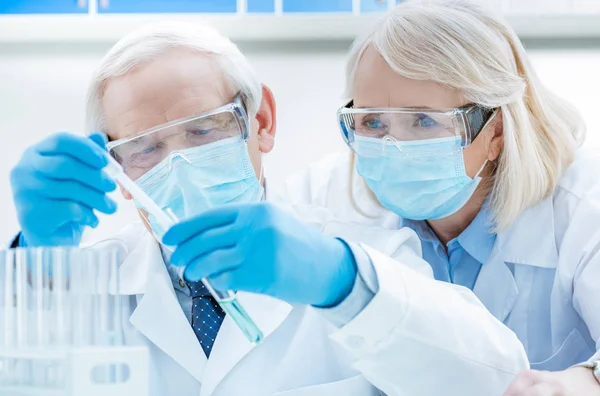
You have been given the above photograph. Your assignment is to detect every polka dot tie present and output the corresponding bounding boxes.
[188,280,226,358]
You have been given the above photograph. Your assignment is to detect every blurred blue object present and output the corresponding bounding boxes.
[98,0,237,13]
[283,0,352,13]
[361,0,389,13]
[0,0,87,14]
[247,0,275,13]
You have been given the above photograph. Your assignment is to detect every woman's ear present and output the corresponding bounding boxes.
[487,109,504,162]
[255,85,277,154]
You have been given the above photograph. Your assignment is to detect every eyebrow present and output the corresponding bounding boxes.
[352,102,436,110]
[127,134,150,147]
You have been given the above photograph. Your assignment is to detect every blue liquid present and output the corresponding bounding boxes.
[219,299,263,344]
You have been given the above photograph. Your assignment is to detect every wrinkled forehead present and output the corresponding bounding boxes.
[102,49,233,141]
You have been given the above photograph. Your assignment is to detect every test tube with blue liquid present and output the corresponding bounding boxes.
[103,154,264,344]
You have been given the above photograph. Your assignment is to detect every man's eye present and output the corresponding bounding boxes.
[141,145,158,154]
[188,128,211,136]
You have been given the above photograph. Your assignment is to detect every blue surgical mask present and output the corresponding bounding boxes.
[134,137,263,235]
[354,135,485,220]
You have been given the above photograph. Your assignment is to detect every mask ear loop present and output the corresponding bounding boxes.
[474,159,488,179]
[257,153,266,201]
[473,109,501,179]
[258,157,264,184]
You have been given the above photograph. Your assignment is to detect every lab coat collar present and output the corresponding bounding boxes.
[200,293,293,396]
[495,195,558,268]
[473,196,557,321]
[118,225,294,391]
[472,238,519,322]
[119,230,208,382]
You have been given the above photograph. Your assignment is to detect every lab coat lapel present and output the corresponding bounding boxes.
[473,197,557,322]
[199,292,293,396]
[472,241,519,323]
[121,233,207,382]
[497,197,559,269]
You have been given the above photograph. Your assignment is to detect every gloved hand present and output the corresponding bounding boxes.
[163,202,358,307]
[10,132,117,247]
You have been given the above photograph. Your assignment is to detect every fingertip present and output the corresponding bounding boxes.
[162,226,179,245]
[89,132,108,149]
[86,213,99,229]
[102,198,118,214]
[183,266,201,283]
[162,232,173,246]
[169,251,181,266]
[107,179,118,192]
[102,175,118,192]
[88,134,110,169]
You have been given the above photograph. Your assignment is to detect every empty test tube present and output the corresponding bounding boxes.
[15,249,30,386]
[1,250,15,386]
[31,248,47,387]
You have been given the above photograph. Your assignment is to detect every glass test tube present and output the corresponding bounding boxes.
[1,249,15,387]
[15,249,30,386]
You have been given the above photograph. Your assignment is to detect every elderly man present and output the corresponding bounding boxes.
[9,22,527,396]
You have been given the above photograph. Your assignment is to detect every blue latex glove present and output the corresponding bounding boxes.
[163,202,358,307]
[10,132,117,247]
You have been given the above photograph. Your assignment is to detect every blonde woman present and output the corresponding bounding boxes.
[280,0,600,394]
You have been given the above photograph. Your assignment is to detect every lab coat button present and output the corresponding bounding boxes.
[179,279,186,288]
[346,335,365,349]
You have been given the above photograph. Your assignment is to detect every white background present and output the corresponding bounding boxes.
[1,38,600,243]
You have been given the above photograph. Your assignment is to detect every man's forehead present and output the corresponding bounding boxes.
[102,50,232,140]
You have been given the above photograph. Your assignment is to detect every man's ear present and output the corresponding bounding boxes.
[255,85,276,154]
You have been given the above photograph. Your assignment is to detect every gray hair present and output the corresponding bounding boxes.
[85,21,262,134]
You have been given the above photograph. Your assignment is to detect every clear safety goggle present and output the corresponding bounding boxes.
[107,93,250,181]
[337,101,496,156]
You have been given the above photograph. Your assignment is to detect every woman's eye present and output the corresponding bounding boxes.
[415,114,439,128]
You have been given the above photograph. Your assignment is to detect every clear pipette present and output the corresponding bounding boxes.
[103,154,263,344]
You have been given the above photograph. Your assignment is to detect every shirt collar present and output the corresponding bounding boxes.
[401,203,496,264]
[161,245,188,291]
[457,204,496,264]
[401,218,439,244]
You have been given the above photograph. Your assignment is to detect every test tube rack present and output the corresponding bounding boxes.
[0,247,149,396]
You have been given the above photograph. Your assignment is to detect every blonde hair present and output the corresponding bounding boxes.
[85,21,262,134]
[345,0,585,231]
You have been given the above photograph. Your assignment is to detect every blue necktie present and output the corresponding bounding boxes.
[188,280,226,358]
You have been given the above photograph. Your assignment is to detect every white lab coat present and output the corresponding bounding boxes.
[276,149,600,373]
[87,194,528,396]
